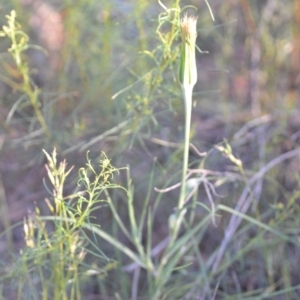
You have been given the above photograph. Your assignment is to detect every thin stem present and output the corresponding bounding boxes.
[167,86,193,248]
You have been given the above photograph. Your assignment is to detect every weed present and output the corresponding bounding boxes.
[1,1,300,299]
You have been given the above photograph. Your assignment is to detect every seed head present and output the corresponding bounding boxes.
[180,14,197,41]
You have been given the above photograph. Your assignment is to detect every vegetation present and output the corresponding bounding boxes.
[0,0,300,299]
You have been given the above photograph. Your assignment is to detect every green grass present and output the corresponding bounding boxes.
[0,0,300,299]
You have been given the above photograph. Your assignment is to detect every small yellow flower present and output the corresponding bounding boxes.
[179,14,198,89]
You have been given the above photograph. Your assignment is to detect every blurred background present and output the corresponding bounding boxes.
[0,0,300,297]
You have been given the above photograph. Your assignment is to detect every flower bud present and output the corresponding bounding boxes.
[179,14,198,89]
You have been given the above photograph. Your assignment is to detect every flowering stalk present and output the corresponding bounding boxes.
[166,15,198,249]
[178,15,198,210]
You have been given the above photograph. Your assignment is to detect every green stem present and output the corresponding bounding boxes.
[29,89,50,138]
[178,86,193,209]
[167,86,193,248]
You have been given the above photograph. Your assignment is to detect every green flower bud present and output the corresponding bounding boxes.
[179,14,198,89]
